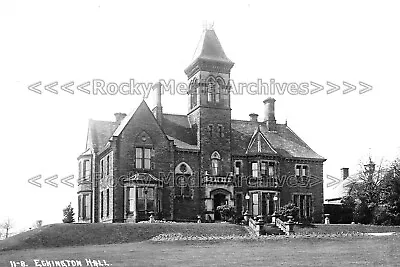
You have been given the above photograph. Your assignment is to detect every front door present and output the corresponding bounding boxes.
[213,193,227,220]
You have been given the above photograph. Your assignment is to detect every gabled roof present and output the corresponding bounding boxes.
[163,114,197,146]
[86,119,118,152]
[231,120,325,160]
[191,29,233,64]
[112,100,148,138]
[246,126,278,155]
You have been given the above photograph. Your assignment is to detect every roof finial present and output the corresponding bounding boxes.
[202,20,214,31]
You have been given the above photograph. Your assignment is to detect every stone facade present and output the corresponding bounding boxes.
[77,28,326,223]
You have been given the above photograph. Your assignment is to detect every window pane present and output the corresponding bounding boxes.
[147,188,154,200]
[260,162,267,175]
[147,199,154,212]
[252,194,259,216]
[215,85,220,103]
[137,188,144,199]
[136,148,142,158]
[129,188,135,212]
[137,199,145,211]
[144,148,151,159]
[144,158,151,169]
[211,159,218,175]
[295,166,301,176]
[252,162,258,177]
[302,166,308,176]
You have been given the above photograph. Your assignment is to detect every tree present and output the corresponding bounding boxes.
[31,220,43,229]
[62,203,75,223]
[1,218,14,239]
[344,157,400,225]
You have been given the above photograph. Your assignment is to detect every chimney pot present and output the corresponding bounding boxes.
[340,168,349,180]
[249,113,259,122]
[114,113,127,124]
[263,97,276,131]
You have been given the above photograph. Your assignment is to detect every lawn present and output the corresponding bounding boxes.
[1,223,400,266]
[295,223,400,235]
[1,235,400,266]
[0,222,247,251]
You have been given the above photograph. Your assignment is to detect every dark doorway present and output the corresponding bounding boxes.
[213,193,227,221]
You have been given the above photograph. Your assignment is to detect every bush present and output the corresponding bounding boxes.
[216,205,236,222]
[279,202,299,221]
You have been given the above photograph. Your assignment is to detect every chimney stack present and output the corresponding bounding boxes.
[263,98,276,131]
[114,113,127,124]
[340,168,349,180]
[153,81,163,125]
[249,113,259,122]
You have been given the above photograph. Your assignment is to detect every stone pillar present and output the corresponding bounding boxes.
[243,211,251,225]
[324,214,330,224]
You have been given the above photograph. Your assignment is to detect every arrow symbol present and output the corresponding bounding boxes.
[359,81,372,94]
[45,175,58,187]
[326,81,340,94]
[61,175,75,188]
[343,82,356,94]
[28,82,42,94]
[309,175,323,187]
[326,174,341,187]
[61,81,74,94]
[44,82,58,94]
[28,175,42,187]
[77,82,90,94]
[310,81,324,94]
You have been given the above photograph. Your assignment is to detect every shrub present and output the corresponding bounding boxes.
[216,205,236,222]
[279,202,299,221]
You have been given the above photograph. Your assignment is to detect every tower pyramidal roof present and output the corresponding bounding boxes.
[185,28,234,77]
[191,29,233,63]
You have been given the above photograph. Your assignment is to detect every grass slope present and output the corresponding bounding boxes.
[0,223,247,251]
[2,236,400,266]
[295,224,400,234]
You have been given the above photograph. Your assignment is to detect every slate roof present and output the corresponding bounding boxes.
[163,114,197,146]
[87,119,118,152]
[167,135,199,151]
[231,120,325,160]
[83,102,324,160]
[191,29,233,64]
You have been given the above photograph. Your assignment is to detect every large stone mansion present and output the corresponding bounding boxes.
[77,28,326,223]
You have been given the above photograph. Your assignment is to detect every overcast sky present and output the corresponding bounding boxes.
[1,0,399,231]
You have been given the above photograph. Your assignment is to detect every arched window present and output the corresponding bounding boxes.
[211,151,221,176]
[215,82,220,103]
[207,81,214,102]
[190,79,198,109]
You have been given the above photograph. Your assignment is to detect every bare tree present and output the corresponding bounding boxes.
[1,218,14,238]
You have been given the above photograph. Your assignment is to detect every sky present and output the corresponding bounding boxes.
[1,0,400,232]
